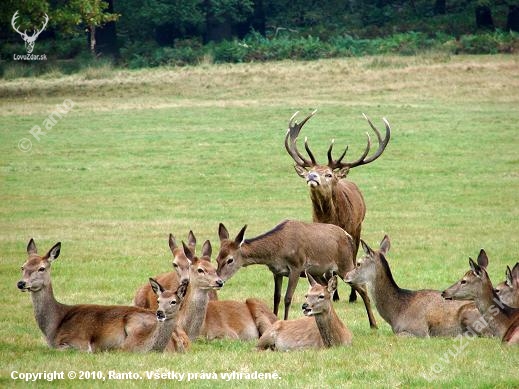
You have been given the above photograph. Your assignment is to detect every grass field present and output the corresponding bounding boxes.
[1,54,518,388]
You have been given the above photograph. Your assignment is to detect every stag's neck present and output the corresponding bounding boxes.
[474,280,512,337]
[151,318,176,352]
[179,285,210,341]
[314,307,350,347]
[30,283,68,347]
[310,190,338,225]
[369,258,411,326]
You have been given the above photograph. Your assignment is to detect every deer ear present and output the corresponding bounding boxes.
[149,278,164,296]
[469,258,482,277]
[506,266,513,286]
[201,240,212,258]
[27,238,37,255]
[168,234,178,253]
[45,242,61,262]
[176,279,189,300]
[218,223,229,241]
[182,241,194,261]
[361,239,372,256]
[306,271,317,287]
[187,230,196,252]
[477,249,488,269]
[236,225,247,246]
[294,165,307,178]
[380,235,390,255]
[336,167,350,179]
[327,275,338,294]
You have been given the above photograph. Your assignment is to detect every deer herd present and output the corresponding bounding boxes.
[17,112,519,353]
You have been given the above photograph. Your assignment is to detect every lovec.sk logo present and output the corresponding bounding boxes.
[11,10,48,60]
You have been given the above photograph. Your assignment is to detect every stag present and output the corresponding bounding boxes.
[11,11,49,54]
[285,111,390,302]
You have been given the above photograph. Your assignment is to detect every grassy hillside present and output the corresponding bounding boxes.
[1,54,518,388]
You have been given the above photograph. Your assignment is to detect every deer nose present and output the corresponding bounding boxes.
[17,281,26,290]
[307,172,319,182]
[302,303,309,310]
[215,279,224,288]
[156,310,166,322]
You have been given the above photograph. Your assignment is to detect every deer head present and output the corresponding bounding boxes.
[442,250,490,300]
[344,235,391,285]
[11,11,49,54]
[302,272,338,316]
[215,223,247,281]
[494,262,519,307]
[150,278,188,322]
[285,111,391,195]
[17,239,60,292]
[169,232,194,284]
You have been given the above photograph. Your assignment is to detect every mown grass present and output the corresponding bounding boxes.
[0,55,518,388]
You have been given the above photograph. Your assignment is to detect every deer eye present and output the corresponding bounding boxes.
[172,263,178,268]
[170,300,177,305]
[38,267,45,272]
[21,266,25,271]
[460,280,467,285]
[226,257,234,265]
[318,294,325,299]
[325,173,333,178]
[197,268,205,274]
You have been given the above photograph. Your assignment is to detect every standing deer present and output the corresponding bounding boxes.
[284,111,391,303]
[494,262,519,308]
[133,232,216,309]
[257,273,352,351]
[17,239,188,352]
[11,11,49,54]
[216,220,377,328]
[442,250,519,345]
[344,236,491,337]
[177,241,277,340]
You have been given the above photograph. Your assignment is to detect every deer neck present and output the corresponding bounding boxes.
[309,189,338,225]
[30,282,68,347]
[151,317,177,352]
[369,259,409,326]
[179,284,210,341]
[313,306,348,347]
[240,239,279,267]
[474,278,512,337]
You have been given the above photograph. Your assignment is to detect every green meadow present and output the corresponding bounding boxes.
[0,54,518,388]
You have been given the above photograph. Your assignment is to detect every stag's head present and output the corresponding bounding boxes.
[285,111,391,197]
[17,239,60,293]
[11,11,49,54]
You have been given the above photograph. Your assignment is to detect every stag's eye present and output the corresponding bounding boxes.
[325,173,333,178]
[38,267,45,272]
[227,257,234,265]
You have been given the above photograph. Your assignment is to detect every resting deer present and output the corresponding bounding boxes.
[257,273,352,351]
[344,236,490,337]
[216,220,377,328]
[178,241,277,340]
[17,239,188,352]
[285,111,390,303]
[442,250,519,345]
[494,262,519,308]
[133,232,216,310]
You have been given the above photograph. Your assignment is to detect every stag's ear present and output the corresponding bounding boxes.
[380,235,391,255]
[236,225,247,246]
[477,249,488,269]
[44,242,61,262]
[27,238,37,255]
[336,167,350,179]
[218,223,229,241]
[327,275,338,294]
[469,258,483,278]
[150,278,164,296]
[182,241,194,261]
[361,239,373,256]
[169,234,178,253]
[201,240,212,258]
[294,165,307,178]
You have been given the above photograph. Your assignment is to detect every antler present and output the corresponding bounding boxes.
[11,11,26,38]
[285,110,318,168]
[327,113,391,170]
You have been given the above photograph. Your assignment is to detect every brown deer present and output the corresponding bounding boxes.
[17,239,188,352]
[257,273,352,351]
[494,262,519,308]
[344,236,491,337]
[177,241,277,340]
[442,250,519,345]
[133,232,216,309]
[215,220,377,328]
[284,111,391,303]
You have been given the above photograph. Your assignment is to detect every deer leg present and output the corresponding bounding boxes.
[273,274,283,317]
[283,272,300,320]
[352,283,378,329]
[348,287,357,303]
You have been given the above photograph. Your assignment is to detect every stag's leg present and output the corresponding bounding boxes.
[273,274,283,317]
[283,271,300,320]
[352,283,378,329]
